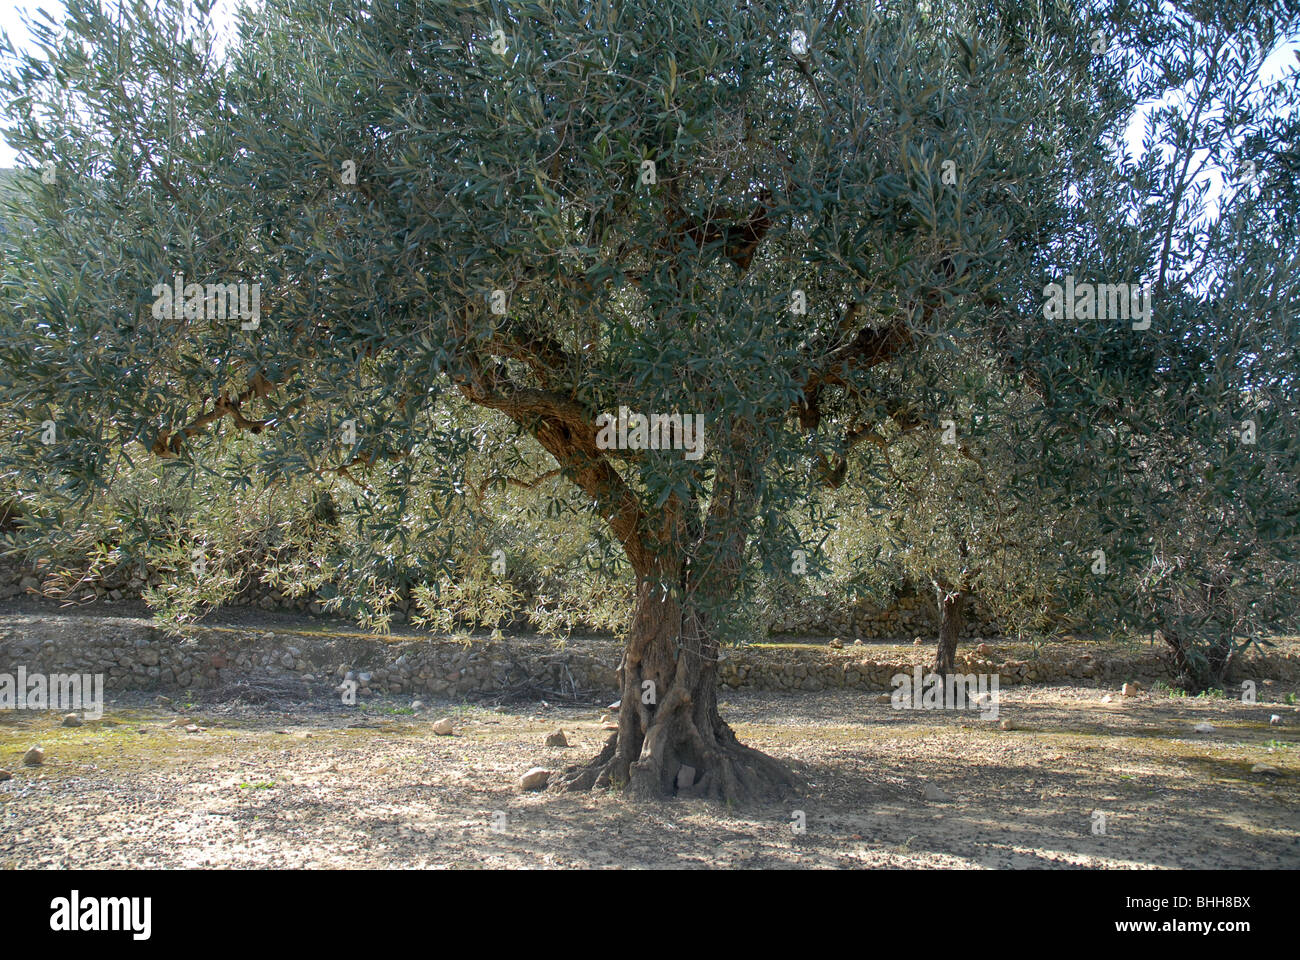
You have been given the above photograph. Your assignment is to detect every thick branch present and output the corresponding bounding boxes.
[452,357,652,573]
[151,371,277,456]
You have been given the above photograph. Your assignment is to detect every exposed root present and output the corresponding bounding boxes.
[550,732,634,792]
[548,567,803,805]
[551,715,801,805]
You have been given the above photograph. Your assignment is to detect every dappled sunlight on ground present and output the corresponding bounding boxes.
[1,682,1296,868]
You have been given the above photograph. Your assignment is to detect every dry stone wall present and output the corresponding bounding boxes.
[3,614,1297,701]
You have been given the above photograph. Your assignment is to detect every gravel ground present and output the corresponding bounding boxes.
[1,681,1297,869]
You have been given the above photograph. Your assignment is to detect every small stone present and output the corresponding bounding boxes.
[999,718,1019,731]
[519,767,550,791]
[544,729,568,747]
[23,746,44,766]
[411,700,425,712]
[1101,694,1113,703]
[676,765,696,790]
[1193,722,1215,733]
[853,639,864,646]
[1250,763,1281,775]
[598,714,612,724]
[432,717,454,736]
[1270,714,1283,726]
[184,724,201,733]
[913,638,923,647]
[1121,682,1140,698]
[829,637,843,649]
[61,713,82,727]
[922,784,950,802]
[607,699,621,711]
[975,643,992,656]
[0,770,11,781]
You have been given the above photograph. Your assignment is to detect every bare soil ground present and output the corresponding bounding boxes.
[2,680,1297,869]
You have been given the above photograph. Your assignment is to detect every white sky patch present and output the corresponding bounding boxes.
[1122,34,1300,227]
[0,0,248,167]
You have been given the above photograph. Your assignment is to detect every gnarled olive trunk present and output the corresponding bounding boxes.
[551,572,799,803]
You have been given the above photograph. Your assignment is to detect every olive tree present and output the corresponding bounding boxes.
[2,0,1249,799]
[1051,0,1300,691]
[821,355,1098,674]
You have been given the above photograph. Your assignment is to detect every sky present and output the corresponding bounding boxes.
[0,0,245,167]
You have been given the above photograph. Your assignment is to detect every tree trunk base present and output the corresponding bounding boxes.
[550,571,802,804]
[1159,628,1235,694]
[550,716,801,805]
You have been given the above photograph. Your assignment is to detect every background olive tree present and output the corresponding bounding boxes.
[1042,0,1300,691]
[818,353,1100,674]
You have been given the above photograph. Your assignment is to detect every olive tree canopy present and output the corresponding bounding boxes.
[3,0,1295,797]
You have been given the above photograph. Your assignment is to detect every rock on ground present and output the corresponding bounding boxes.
[519,767,550,791]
